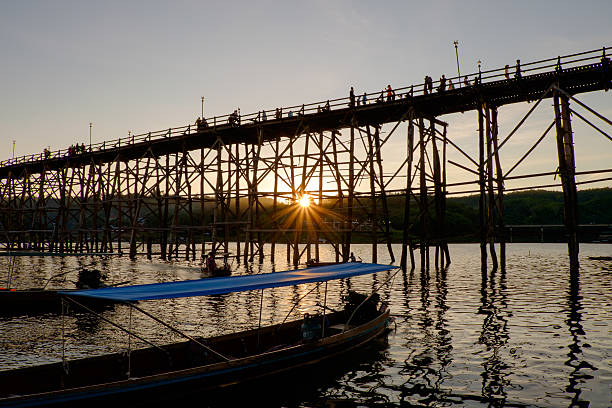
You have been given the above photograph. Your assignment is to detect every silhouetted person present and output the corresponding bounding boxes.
[448,79,454,90]
[386,85,394,101]
[504,64,510,80]
[362,92,367,105]
[464,76,470,87]
[206,252,216,273]
[423,76,429,95]
[438,74,446,92]
[228,110,239,126]
[349,86,355,108]
[515,59,522,79]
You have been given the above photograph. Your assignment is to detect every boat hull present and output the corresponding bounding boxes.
[0,310,390,407]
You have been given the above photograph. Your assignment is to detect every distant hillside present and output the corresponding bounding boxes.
[380,188,612,242]
[449,188,612,225]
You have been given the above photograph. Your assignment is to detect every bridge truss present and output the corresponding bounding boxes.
[1,47,610,272]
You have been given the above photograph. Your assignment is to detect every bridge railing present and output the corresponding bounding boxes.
[1,46,609,168]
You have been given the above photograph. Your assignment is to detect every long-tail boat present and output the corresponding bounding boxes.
[0,262,397,407]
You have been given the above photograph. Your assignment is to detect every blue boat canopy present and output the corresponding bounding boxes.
[60,263,396,301]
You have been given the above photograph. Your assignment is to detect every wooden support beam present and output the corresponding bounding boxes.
[401,116,415,270]
[270,139,279,264]
[431,119,445,269]
[374,125,395,263]
[367,125,378,263]
[554,91,580,271]
[418,117,428,270]
[345,123,355,262]
[485,104,498,271]
[478,104,488,274]
[491,107,505,271]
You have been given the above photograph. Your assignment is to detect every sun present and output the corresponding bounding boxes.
[298,194,312,208]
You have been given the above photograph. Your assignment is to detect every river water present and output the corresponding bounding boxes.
[1,243,611,407]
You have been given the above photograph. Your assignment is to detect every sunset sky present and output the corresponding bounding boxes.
[1,0,611,192]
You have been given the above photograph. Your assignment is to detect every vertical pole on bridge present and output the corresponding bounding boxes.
[58,168,68,254]
[367,125,378,263]
[344,123,355,262]
[316,131,324,263]
[244,143,251,264]
[290,137,299,267]
[116,160,124,256]
[478,103,488,275]
[418,117,428,271]
[271,139,279,264]
[235,144,241,264]
[485,103,498,271]
[254,130,263,264]
[431,119,448,269]
[201,147,206,260]
[331,131,342,263]
[128,157,141,260]
[301,131,310,264]
[553,91,580,271]
[374,124,395,264]
[215,141,223,260]
[161,154,170,260]
[491,106,505,271]
[401,115,415,271]
[442,125,451,266]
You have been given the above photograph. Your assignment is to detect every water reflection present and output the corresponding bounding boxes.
[478,267,510,406]
[398,267,453,406]
[433,268,452,391]
[1,244,611,407]
[565,268,596,408]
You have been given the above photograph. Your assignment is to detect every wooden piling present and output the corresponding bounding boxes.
[418,117,428,270]
[367,125,378,263]
[478,104,488,273]
[491,107,505,271]
[554,91,580,271]
[484,104,498,271]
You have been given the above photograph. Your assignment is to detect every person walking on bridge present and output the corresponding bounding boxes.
[515,59,522,79]
[349,86,355,108]
[438,75,447,92]
[386,85,395,101]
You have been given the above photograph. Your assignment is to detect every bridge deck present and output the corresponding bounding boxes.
[1,51,610,180]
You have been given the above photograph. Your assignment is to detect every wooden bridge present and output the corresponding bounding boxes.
[1,47,610,272]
